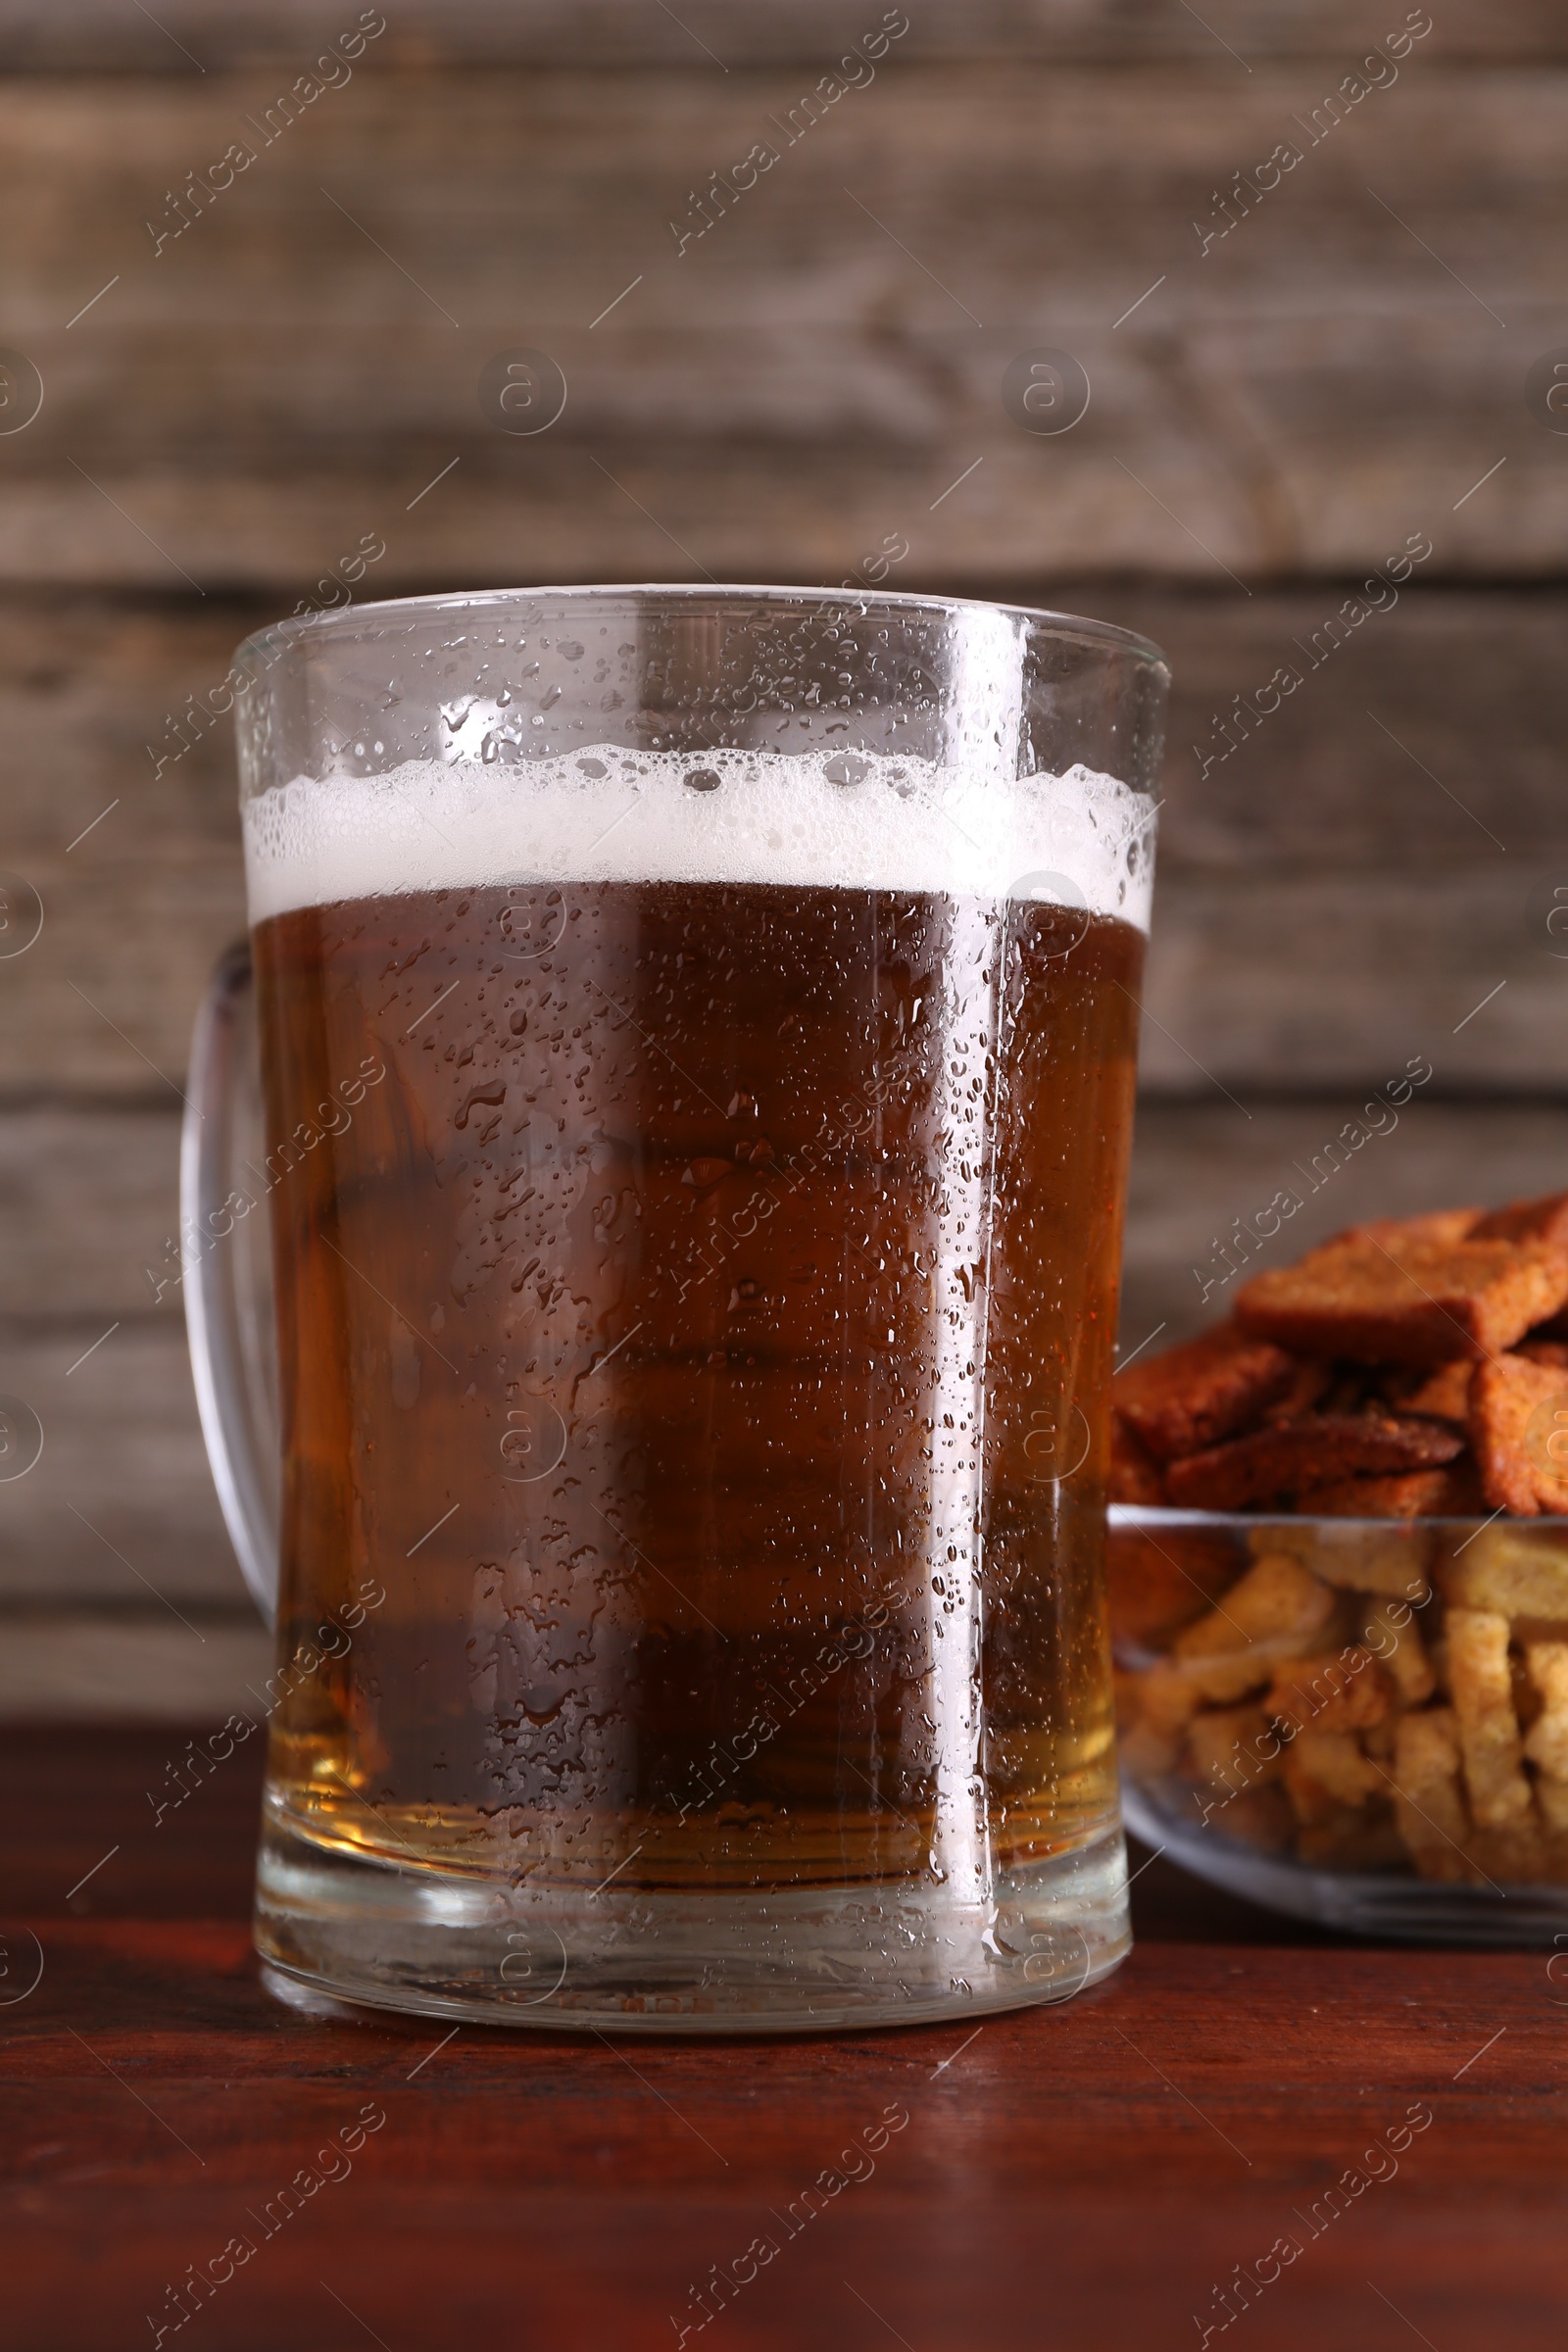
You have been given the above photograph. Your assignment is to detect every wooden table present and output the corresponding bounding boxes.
[3,1725,1563,2351]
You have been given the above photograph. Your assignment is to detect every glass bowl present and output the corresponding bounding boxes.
[1110,1504,1568,1944]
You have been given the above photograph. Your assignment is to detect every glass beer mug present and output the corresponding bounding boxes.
[183,586,1167,2032]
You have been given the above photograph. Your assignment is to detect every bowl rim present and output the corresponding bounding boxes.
[1108,1503,1568,1532]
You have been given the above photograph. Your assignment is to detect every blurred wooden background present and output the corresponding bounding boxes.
[2,0,1566,1710]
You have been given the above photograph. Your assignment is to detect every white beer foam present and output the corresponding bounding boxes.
[242,748,1154,931]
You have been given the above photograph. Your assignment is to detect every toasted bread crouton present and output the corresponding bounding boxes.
[1163,1413,1462,1511]
[1114,1323,1297,1461]
[1439,1523,1568,1618]
[1392,1707,1469,1880]
[1295,1467,1481,1520]
[1283,1727,1383,1822]
[1117,1714,1185,1781]
[1382,1358,1475,1425]
[1447,1607,1534,1830]
[1235,1235,1568,1366]
[1522,1641,1568,1786]
[1466,1819,1550,1885]
[1363,1597,1437,1704]
[1433,1458,1489,1516]
[1108,1411,1167,1504]
[1468,1354,1568,1517]
[1472,1191,1568,1250]
[1136,1659,1207,1737]
[1174,1550,1335,1666]
[1255,1519,1433,1599]
[1259,1358,1335,1425]
[1269,1647,1391,1737]
[1185,1703,1281,1803]
[1143,1573,1334,1707]
[1106,1528,1235,1648]
[1167,1651,1286,1705]
[1335,1207,1483,1250]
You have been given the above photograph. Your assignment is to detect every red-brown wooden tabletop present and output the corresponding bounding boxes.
[2,1723,1563,2351]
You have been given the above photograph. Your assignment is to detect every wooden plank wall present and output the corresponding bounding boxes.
[2,1,1565,1709]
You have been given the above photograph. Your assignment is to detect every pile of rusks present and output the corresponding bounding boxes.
[1110,1196,1568,1885]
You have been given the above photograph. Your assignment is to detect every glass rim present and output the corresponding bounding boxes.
[231,579,1169,682]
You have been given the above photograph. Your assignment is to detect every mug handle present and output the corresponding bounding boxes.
[181,939,281,1627]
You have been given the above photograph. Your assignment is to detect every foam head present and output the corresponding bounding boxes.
[242,746,1154,930]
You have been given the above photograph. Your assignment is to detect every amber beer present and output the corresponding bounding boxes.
[251,815,1144,1901]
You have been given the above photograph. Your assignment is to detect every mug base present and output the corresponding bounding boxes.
[253,1810,1131,2034]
